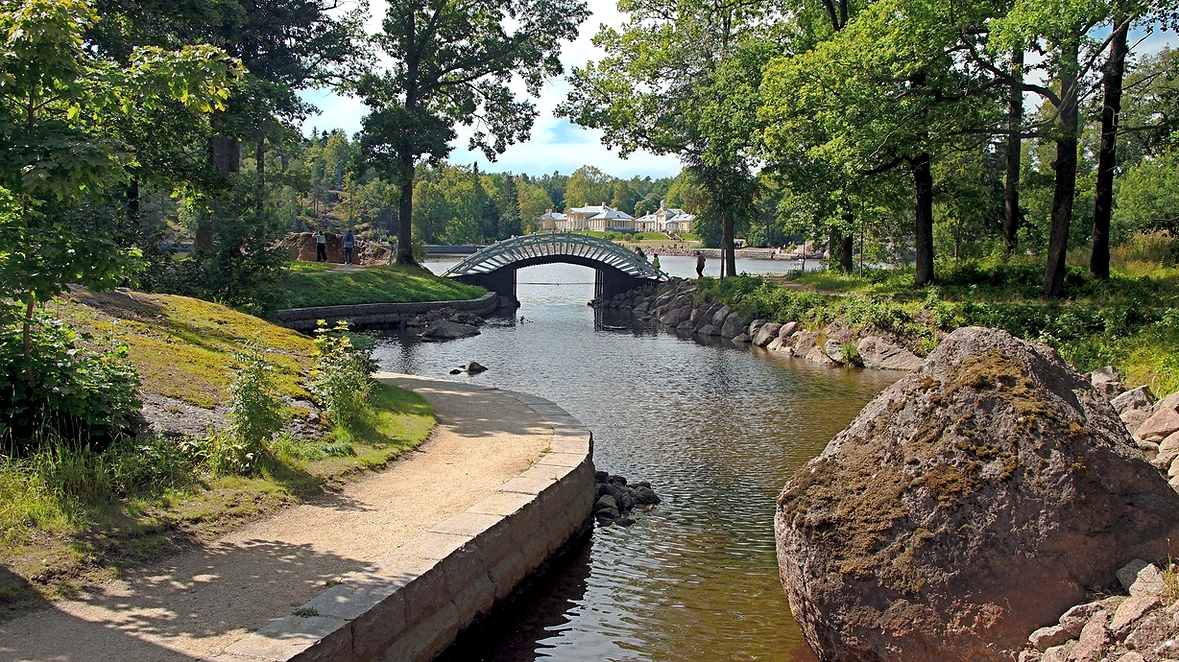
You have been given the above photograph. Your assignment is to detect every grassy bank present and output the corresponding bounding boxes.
[699,252,1179,396]
[276,261,486,309]
[1,290,435,618]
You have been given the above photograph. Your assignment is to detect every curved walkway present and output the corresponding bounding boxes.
[0,375,553,661]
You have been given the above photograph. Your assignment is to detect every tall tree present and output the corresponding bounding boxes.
[988,0,1111,296]
[762,0,996,286]
[560,0,778,277]
[358,0,588,264]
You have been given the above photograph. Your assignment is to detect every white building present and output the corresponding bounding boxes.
[634,202,695,234]
[536,209,567,231]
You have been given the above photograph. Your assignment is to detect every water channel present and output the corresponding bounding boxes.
[372,257,902,661]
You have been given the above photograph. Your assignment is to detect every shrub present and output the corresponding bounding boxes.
[0,309,141,455]
[106,433,200,494]
[309,321,374,435]
[227,342,284,447]
[633,232,645,241]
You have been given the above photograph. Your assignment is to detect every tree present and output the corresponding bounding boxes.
[357,0,588,264]
[0,0,234,378]
[560,0,777,277]
[517,182,553,232]
[988,0,1115,295]
[563,165,614,208]
[762,0,997,286]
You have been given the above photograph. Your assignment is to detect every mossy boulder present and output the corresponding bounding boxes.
[775,327,1179,662]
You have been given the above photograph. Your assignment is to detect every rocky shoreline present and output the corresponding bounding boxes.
[596,276,924,371]
[603,277,1179,660]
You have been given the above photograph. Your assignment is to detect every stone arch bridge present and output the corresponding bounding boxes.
[441,233,666,300]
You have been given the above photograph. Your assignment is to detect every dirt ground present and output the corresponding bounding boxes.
[0,374,552,662]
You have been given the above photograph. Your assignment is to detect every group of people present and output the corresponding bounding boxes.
[314,229,357,265]
[633,244,707,277]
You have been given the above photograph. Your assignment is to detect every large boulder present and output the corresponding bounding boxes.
[775,327,1179,662]
[857,336,924,371]
[720,312,748,338]
[421,319,480,340]
[754,323,783,347]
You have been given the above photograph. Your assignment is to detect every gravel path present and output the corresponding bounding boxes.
[0,374,552,661]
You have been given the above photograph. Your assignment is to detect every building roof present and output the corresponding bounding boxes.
[537,211,568,220]
[589,208,635,221]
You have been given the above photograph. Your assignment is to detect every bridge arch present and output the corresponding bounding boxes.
[441,233,666,300]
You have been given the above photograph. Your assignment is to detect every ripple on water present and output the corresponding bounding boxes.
[399,262,898,661]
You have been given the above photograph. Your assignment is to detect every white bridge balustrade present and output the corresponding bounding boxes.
[441,233,666,300]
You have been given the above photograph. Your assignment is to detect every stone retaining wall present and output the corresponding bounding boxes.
[274,292,502,332]
[213,387,595,662]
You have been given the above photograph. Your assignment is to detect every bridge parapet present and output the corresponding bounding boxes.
[441,233,665,300]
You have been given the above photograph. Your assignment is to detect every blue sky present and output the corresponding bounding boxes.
[299,2,1177,180]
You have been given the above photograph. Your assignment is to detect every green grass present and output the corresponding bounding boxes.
[699,248,1179,396]
[275,263,486,309]
[56,290,315,409]
[1,292,437,619]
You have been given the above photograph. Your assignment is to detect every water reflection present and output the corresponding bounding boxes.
[377,263,899,661]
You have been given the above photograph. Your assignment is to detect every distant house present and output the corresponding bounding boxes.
[634,202,695,234]
[538,204,637,233]
[536,209,567,231]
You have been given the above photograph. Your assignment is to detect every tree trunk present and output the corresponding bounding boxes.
[1003,49,1024,257]
[397,154,416,265]
[912,152,935,287]
[197,135,240,255]
[256,138,266,214]
[1090,18,1129,280]
[840,210,854,273]
[128,177,140,221]
[723,208,736,278]
[1044,40,1081,297]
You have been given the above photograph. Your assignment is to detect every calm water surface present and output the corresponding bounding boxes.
[374,259,900,661]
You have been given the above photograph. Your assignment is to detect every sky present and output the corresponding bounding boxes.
[299,0,683,179]
[298,2,1178,181]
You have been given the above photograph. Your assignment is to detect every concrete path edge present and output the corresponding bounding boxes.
[212,377,595,662]
[274,292,502,333]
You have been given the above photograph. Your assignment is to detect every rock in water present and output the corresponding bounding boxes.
[774,327,1179,662]
[421,319,480,340]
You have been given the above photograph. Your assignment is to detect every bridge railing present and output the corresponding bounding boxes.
[441,233,666,281]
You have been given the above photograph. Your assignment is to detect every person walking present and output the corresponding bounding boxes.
[652,254,660,270]
[343,230,355,265]
[695,251,705,278]
[315,230,327,262]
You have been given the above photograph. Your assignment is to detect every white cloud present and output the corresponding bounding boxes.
[299,0,682,178]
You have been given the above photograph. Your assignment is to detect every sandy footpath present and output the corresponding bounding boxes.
[0,374,552,662]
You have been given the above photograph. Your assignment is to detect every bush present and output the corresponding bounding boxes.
[227,342,284,447]
[633,232,645,241]
[0,309,141,455]
[309,321,374,435]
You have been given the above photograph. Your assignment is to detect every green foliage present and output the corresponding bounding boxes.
[226,342,284,448]
[358,0,588,263]
[0,310,141,455]
[309,321,373,435]
[106,434,200,494]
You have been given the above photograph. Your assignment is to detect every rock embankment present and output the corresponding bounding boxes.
[1019,559,1179,662]
[597,277,924,371]
[774,327,1179,662]
[282,231,394,265]
[593,471,660,527]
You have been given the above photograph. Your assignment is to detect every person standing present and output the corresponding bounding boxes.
[695,251,705,278]
[652,254,660,270]
[315,230,327,262]
[343,230,355,265]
